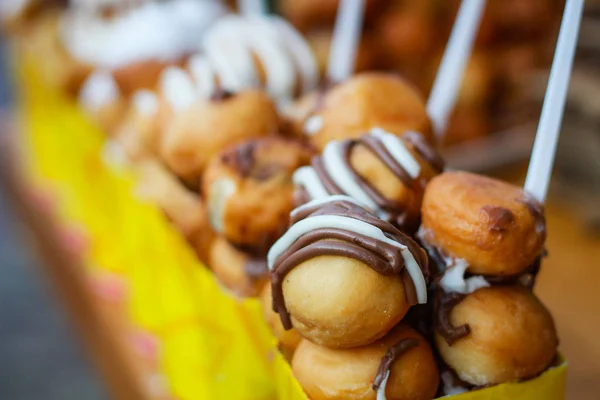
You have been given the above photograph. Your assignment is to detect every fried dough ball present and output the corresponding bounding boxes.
[300,73,433,151]
[421,171,546,276]
[292,324,439,400]
[435,286,558,386]
[294,129,443,232]
[160,90,279,180]
[203,137,313,252]
[282,255,410,348]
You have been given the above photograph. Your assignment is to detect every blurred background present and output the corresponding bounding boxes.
[1,0,599,399]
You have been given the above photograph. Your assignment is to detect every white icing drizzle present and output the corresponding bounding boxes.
[441,371,469,396]
[304,115,323,136]
[270,17,319,94]
[267,196,428,304]
[439,259,490,295]
[202,15,318,103]
[160,67,198,112]
[203,16,260,92]
[188,55,216,100]
[79,70,119,112]
[322,141,379,210]
[133,90,158,116]
[245,17,296,101]
[292,167,329,200]
[376,370,390,400]
[417,226,489,295]
[61,0,225,69]
[208,178,237,234]
[370,128,421,178]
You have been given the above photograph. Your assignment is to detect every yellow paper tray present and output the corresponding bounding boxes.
[13,53,567,400]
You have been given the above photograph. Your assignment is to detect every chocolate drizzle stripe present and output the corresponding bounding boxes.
[435,292,470,345]
[373,338,420,390]
[268,199,429,330]
[312,156,344,194]
[402,131,445,172]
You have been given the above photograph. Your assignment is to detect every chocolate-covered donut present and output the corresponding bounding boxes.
[267,196,428,348]
[293,128,443,232]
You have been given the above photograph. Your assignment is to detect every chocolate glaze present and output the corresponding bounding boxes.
[271,200,428,330]
[435,291,471,345]
[373,338,419,390]
[305,132,441,232]
[210,88,235,101]
[403,131,445,172]
[222,141,255,178]
[481,205,516,232]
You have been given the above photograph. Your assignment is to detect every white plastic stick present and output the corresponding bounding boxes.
[426,0,487,139]
[524,0,584,203]
[238,0,266,16]
[327,0,366,83]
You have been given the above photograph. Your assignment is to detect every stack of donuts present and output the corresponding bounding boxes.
[256,78,557,398]
[9,2,561,398]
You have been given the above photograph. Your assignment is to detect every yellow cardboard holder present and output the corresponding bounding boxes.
[14,54,567,400]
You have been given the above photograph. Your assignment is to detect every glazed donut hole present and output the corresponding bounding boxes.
[348,131,442,230]
[292,323,439,400]
[303,72,434,151]
[435,286,558,386]
[260,284,302,359]
[421,171,546,276]
[160,89,279,180]
[282,255,410,349]
[203,137,314,252]
[208,236,268,297]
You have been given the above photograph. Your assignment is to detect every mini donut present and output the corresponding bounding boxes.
[259,284,302,359]
[292,323,439,400]
[115,89,161,161]
[293,128,443,232]
[160,89,279,180]
[203,137,314,252]
[420,171,546,277]
[267,196,429,348]
[434,286,558,386]
[208,236,269,297]
[299,73,433,151]
[79,70,127,134]
[133,158,213,260]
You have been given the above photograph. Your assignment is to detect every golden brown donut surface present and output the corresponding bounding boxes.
[303,73,433,151]
[203,137,314,252]
[434,286,558,386]
[421,171,546,276]
[292,324,439,400]
[160,90,279,180]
